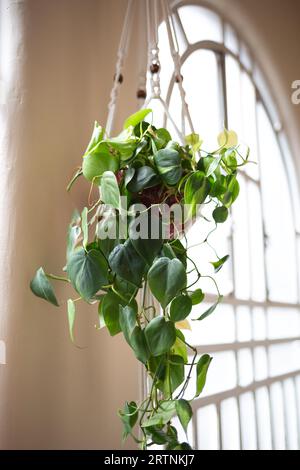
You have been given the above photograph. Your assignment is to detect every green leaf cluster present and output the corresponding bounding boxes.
[30,109,249,450]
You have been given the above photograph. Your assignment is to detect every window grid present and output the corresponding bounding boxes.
[162,2,300,450]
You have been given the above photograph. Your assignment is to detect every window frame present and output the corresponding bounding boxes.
[160,0,300,450]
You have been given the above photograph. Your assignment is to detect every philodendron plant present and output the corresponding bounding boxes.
[30,108,249,449]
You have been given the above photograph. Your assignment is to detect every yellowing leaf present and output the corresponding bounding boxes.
[67,299,76,343]
[217,130,238,148]
[176,319,191,330]
[185,133,203,152]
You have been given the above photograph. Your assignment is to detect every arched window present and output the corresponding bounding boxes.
[156,2,300,450]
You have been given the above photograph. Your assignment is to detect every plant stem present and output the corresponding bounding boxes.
[46,273,70,283]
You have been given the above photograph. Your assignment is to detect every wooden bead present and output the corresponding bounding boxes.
[150,63,160,74]
[137,89,147,99]
[113,73,123,84]
[175,74,183,83]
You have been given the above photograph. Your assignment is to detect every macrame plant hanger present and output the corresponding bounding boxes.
[106,0,195,140]
[104,0,197,410]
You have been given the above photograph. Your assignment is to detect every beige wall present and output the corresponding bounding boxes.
[0,0,299,449]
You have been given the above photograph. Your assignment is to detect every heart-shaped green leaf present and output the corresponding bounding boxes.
[161,355,185,398]
[170,295,192,322]
[175,399,193,434]
[129,214,163,266]
[124,167,135,187]
[82,141,119,183]
[153,128,171,150]
[67,248,108,300]
[30,267,59,306]
[101,171,120,209]
[210,255,229,273]
[184,171,211,217]
[108,240,146,287]
[205,155,222,177]
[99,291,137,336]
[145,317,176,356]
[142,401,176,428]
[123,108,152,129]
[212,206,228,223]
[145,426,169,445]
[130,326,150,364]
[188,288,204,305]
[171,330,188,364]
[221,175,240,207]
[119,305,137,345]
[148,257,186,308]
[83,121,105,156]
[113,276,137,302]
[194,297,223,321]
[154,148,182,186]
[118,401,139,441]
[210,174,227,198]
[196,354,212,396]
[127,166,160,193]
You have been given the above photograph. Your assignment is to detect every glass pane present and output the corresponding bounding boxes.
[253,307,267,340]
[208,210,233,296]
[186,303,235,345]
[197,405,219,450]
[295,376,300,432]
[283,379,299,450]
[178,5,223,44]
[254,347,268,381]
[187,199,233,296]
[157,21,173,98]
[258,103,298,303]
[247,180,266,300]
[267,307,300,339]
[237,348,253,386]
[232,176,251,299]
[240,392,257,449]
[201,351,237,397]
[269,341,300,377]
[184,349,236,398]
[221,398,240,450]
[225,54,243,138]
[255,387,272,449]
[253,65,281,129]
[241,71,259,179]
[278,132,300,233]
[173,49,222,148]
[165,83,182,137]
[270,382,286,449]
[236,305,252,342]
[171,12,188,55]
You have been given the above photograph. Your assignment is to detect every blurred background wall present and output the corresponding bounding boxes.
[0,0,299,449]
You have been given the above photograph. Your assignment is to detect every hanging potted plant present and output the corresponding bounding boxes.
[30,108,249,449]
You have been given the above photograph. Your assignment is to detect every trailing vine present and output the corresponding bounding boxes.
[30,109,249,449]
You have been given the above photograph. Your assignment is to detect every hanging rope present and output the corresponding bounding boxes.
[146,0,162,100]
[162,0,195,135]
[143,0,185,141]
[105,0,196,141]
[105,0,134,136]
